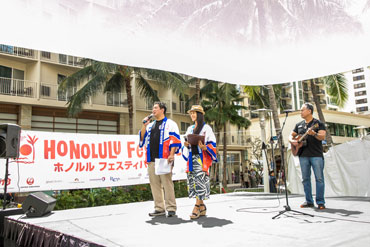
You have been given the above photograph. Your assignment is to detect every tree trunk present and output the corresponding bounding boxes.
[211,127,221,185]
[195,78,201,104]
[222,122,228,189]
[310,79,333,146]
[267,84,281,171]
[267,85,282,139]
[126,74,134,135]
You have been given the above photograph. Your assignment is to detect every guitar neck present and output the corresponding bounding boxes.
[298,124,318,142]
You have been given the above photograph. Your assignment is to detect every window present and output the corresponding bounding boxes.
[327,122,361,137]
[352,68,364,74]
[180,122,190,134]
[355,98,368,104]
[179,94,189,114]
[354,83,366,89]
[298,81,302,89]
[355,91,367,97]
[41,51,51,59]
[40,85,50,97]
[59,54,67,64]
[353,75,365,81]
[293,81,298,110]
[0,65,11,78]
[172,102,177,111]
[357,106,369,112]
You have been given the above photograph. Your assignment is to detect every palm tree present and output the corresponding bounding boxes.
[202,82,250,188]
[310,73,348,146]
[243,84,282,139]
[58,60,189,134]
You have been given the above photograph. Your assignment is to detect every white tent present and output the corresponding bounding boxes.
[288,135,370,197]
[2,0,370,85]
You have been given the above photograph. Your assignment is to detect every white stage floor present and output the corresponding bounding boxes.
[6,192,370,247]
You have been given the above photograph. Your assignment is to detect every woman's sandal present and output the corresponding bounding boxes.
[190,205,200,219]
[200,204,207,216]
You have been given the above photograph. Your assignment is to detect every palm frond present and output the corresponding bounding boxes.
[323,73,348,107]
[104,72,125,93]
[58,65,95,92]
[136,74,160,102]
[66,74,107,116]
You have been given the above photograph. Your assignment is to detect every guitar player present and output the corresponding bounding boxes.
[289,103,327,210]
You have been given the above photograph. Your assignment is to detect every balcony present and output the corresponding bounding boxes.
[40,51,84,68]
[90,91,128,107]
[135,98,171,112]
[218,131,252,146]
[0,44,36,59]
[282,83,292,88]
[281,93,292,99]
[317,89,325,95]
[172,101,189,114]
[0,77,36,98]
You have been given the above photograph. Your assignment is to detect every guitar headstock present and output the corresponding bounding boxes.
[311,123,319,130]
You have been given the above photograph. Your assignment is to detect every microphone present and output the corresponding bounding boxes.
[142,114,153,124]
[283,110,295,114]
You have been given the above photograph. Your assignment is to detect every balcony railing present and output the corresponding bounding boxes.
[281,93,292,99]
[282,83,292,88]
[320,100,327,105]
[217,131,252,146]
[136,98,171,112]
[106,92,128,107]
[0,45,36,59]
[0,77,36,98]
[317,89,325,95]
[40,51,84,67]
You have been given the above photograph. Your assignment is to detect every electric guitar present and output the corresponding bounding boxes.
[291,123,319,156]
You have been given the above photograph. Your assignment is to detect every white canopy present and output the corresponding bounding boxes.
[2,0,370,85]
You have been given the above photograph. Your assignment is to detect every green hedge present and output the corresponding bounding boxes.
[54,180,221,210]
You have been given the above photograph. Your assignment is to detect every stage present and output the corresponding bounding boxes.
[4,192,370,247]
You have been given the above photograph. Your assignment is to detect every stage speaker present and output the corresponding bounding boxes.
[22,192,56,217]
[0,123,21,159]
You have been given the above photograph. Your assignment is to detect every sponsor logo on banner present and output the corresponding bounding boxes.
[89,177,106,182]
[11,134,39,164]
[46,180,62,184]
[110,177,120,182]
[71,178,84,184]
[26,177,34,185]
[0,178,11,186]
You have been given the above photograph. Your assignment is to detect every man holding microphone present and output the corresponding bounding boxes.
[139,102,181,217]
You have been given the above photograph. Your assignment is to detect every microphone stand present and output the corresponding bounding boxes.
[2,158,9,210]
[272,111,314,219]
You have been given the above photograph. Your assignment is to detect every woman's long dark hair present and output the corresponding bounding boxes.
[193,112,204,134]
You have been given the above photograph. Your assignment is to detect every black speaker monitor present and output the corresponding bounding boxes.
[0,123,21,159]
[22,192,56,217]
